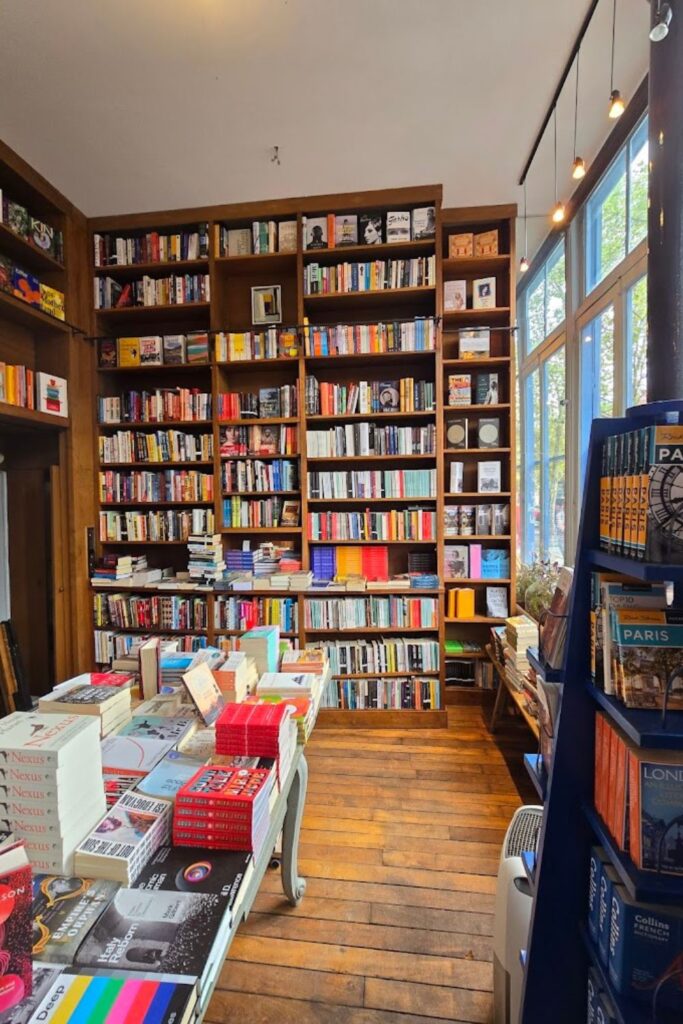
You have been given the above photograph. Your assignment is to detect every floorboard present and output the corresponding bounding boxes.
[208,704,535,1023]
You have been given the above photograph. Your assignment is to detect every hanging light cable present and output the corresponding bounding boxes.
[520,180,529,273]
[572,49,586,179]
[552,108,566,223]
[609,0,625,118]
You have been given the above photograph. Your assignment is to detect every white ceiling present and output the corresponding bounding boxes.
[0,0,649,255]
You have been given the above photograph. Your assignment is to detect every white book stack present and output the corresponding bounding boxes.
[38,684,132,737]
[0,712,106,874]
[256,672,320,699]
[73,790,173,884]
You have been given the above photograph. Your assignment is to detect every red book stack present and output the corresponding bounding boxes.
[173,766,274,854]
[215,702,298,786]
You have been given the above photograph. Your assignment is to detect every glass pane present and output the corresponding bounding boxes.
[525,272,545,353]
[627,274,648,406]
[543,348,566,563]
[628,117,648,252]
[545,244,566,334]
[580,305,615,479]
[599,306,616,417]
[524,370,541,559]
[586,155,627,292]
[515,369,522,562]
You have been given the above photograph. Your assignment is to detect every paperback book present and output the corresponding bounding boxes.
[31,875,119,964]
[27,970,198,1024]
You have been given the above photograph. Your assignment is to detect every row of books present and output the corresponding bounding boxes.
[99,469,214,504]
[320,637,440,674]
[448,371,501,407]
[218,219,297,256]
[188,534,225,584]
[310,544,389,582]
[302,207,435,249]
[590,572,683,709]
[93,593,209,631]
[303,596,438,630]
[93,224,210,266]
[332,677,440,710]
[220,424,298,457]
[222,496,300,529]
[446,586,509,619]
[306,423,436,457]
[303,255,436,295]
[94,629,207,662]
[450,460,503,494]
[97,388,212,424]
[306,508,436,542]
[444,276,498,312]
[303,317,437,356]
[98,429,213,465]
[304,376,435,416]
[94,273,210,309]
[0,256,65,319]
[444,502,510,537]
[98,332,210,368]
[0,364,68,417]
[214,596,299,632]
[99,508,216,543]
[599,423,683,563]
[448,228,500,259]
[446,416,503,450]
[307,467,435,499]
[1,187,64,261]
[91,553,150,582]
[217,384,298,420]
[444,545,510,579]
[225,542,301,577]
[446,658,496,690]
[222,457,298,494]
[215,328,298,362]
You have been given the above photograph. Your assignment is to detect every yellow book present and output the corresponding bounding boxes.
[455,588,475,618]
[40,282,66,321]
[118,337,141,367]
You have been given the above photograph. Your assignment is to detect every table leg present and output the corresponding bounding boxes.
[490,674,508,733]
[281,753,308,906]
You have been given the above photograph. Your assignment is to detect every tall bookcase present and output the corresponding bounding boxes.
[89,189,516,726]
[439,206,517,702]
[0,139,95,692]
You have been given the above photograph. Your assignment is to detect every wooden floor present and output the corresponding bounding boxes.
[207,704,535,1024]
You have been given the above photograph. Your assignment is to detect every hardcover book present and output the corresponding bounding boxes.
[472,277,496,309]
[478,418,500,449]
[334,215,358,247]
[117,337,140,367]
[6,202,29,239]
[30,219,55,255]
[163,335,186,365]
[134,844,253,909]
[476,372,499,405]
[28,970,198,1024]
[73,792,172,885]
[478,461,502,493]
[11,268,40,307]
[139,335,163,366]
[116,716,196,744]
[98,338,117,369]
[32,875,119,963]
[386,211,410,243]
[448,232,473,258]
[74,887,229,976]
[99,734,175,775]
[36,373,68,418]
[411,206,435,240]
[227,227,252,256]
[304,217,327,250]
[446,418,468,449]
[278,221,297,253]
[459,328,490,359]
[358,213,384,246]
[39,284,65,321]
[474,229,499,256]
[444,280,466,313]
[444,545,469,579]
[181,665,225,726]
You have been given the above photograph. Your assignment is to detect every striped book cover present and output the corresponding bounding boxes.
[28,970,197,1023]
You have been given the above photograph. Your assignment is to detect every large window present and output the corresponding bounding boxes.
[518,112,648,564]
[585,116,648,293]
[524,242,566,353]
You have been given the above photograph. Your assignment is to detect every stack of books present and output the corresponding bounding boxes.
[503,614,538,691]
[215,702,298,785]
[74,790,173,884]
[91,554,149,583]
[281,648,328,674]
[257,671,320,699]
[213,650,258,702]
[187,534,225,583]
[173,765,275,853]
[37,682,132,737]
[238,625,280,675]
[0,712,106,873]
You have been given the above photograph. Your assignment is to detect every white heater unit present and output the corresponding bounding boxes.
[493,804,543,1024]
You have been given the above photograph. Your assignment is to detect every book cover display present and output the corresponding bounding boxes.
[27,970,197,1024]
[31,875,119,963]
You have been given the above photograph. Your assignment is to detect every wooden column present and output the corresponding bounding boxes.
[647,0,683,401]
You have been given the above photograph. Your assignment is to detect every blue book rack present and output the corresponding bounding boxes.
[520,401,683,1024]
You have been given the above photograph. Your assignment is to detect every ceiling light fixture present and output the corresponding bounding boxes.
[608,0,625,118]
[650,0,672,41]
[520,181,530,273]
[551,109,566,225]
[572,48,587,179]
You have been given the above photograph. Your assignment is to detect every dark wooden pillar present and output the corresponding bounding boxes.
[647,0,683,401]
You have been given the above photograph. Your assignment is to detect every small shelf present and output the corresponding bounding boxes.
[445,491,511,498]
[303,286,436,311]
[307,496,436,503]
[100,500,214,508]
[306,453,436,462]
[444,534,511,541]
[444,404,511,412]
[215,251,297,273]
[308,588,441,596]
[587,683,683,749]
[94,626,208,636]
[305,626,439,634]
[0,222,65,273]
[98,363,211,375]
[332,671,440,679]
[220,452,300,460]
[0,290,70,333]
[524,753,547,801]
[99,540,191,546]
[306,410,435,422]
[223,490,300,497]
[0,402,70,431]
[442,254,511,274]
[305,349,436,368]
[447,615,506,624]
[444,447,511,455]
[218,417,299,426]
[100,462,214,469]
[307,538,435,545]
[588,548,683,584]
[98,420,212,430]
[215,628,297,637]
[94,301,211,321]
[443,356,511,368]
[583,803,683,902]
[444,651,486,660]
[444,577,511,584]
[94,258,209,277]
[442,307,511,324]
[302,238,435,262]
[526,647,563,682]
[215,357,299,371]
[220,527,302,534]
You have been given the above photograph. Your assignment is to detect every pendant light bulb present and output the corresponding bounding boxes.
[519,255,530,274]
[572,156,587,180]
[650,2,672,42]
[552,202,566,225]
[609,89,625,119]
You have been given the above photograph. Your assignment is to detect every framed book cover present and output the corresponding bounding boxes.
[36,373,68,418]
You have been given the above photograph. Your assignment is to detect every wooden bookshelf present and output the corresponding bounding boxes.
[87,187,518,725]
[439,205,517,695]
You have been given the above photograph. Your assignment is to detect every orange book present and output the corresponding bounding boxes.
[603,720,615,829]
[326,213,335,248]
[628,748,642,866]
[594,713,605,819]
[612,730,629,850]
[455,588,475,618]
